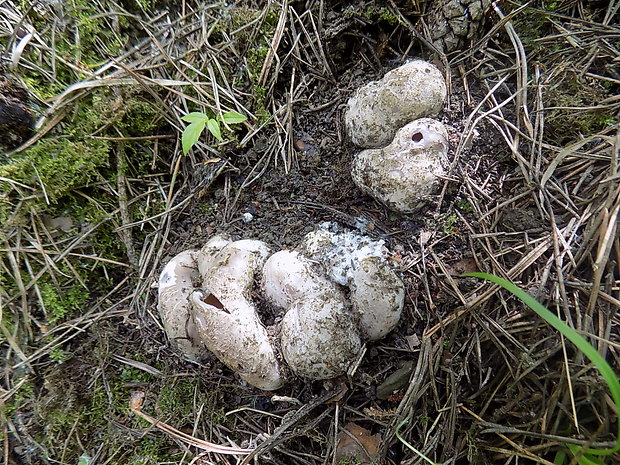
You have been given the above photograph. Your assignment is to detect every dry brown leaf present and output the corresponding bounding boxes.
[446,257,478,276]
[335,422,381,464]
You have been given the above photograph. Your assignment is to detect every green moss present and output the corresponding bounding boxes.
[157,378,197,419]
[0,88,161,226]
[2,379,34,418]
[456,198,474,213]
[49,347,70,363]
[225,6,280,83]
[512,7,554,54]
[336,457,362,465]
[544,71,616,143]
[247,45,271,81]
[250,84,271,122]
[0,138,110,206]
[40,281,90,324]
[363,5,402,25]
[118,366,153,385]
[156,377,231,429]
[14,1,133,101]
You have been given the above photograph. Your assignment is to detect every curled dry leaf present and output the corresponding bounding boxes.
[335,422,381,465]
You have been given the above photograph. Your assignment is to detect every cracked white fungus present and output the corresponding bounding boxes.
[345,60,447,148]
[351,118,449,213]
[190,237,284,391]
[302,225,405,341]
[158,227,406,389]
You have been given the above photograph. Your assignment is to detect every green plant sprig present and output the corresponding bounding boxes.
[465,272,620,464]
[181,110,247,154]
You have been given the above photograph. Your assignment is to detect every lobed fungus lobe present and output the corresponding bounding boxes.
[190,236,284,391]
[345,60,447,148]
[351,118,449,213]
[346,60,450,213]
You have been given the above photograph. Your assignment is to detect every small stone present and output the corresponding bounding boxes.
[443,0,466,19]
[449,18,470,37]
[469,1,484,21]
[376,361,414,400]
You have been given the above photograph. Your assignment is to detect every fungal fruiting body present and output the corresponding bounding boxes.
[348,256,405,341]
[262,250,334,309]
[351,118,449,213]
[263,250,362,379]
[157,249,204,360]
[191,237,284,391]
[301,225,405,340]
[345,60,447,148]
[157,227,405,390]
[346,60,450,214]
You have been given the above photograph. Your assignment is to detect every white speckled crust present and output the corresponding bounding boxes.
[349,257,405,341]
[345,60,447,148]
[280,290,362,379]
[262,250,333,309]
[301,226,387,286]
[191,240,284,391]
[158,250,204,360]
[351,118,449,213]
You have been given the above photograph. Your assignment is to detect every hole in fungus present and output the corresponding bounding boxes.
[412,132,423,142]
[203,293,228,313]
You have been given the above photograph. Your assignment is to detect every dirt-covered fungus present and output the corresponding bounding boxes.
[301,225,405,340]
[190,237,284,391]
[351,118,449,213]
[345,60,447,148]
[157,249,204,361]
[263,250,362,379]
[157,227,405,389]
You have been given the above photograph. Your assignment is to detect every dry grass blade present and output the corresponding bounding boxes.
[129,391,253,455]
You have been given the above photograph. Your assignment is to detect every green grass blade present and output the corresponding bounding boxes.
[395,416,441,465]
[464,272,620,458]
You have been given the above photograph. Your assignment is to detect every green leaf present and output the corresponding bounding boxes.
[465,272,620,461]
[182,120,206,154]
[221,111,247,124]
[206,118,222,142]
[181,112,209,124]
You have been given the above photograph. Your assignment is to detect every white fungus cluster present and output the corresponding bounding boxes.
[158,226,405,390]
[346,60,450,213]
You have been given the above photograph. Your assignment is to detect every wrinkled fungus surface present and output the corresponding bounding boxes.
[157,225,405,389]
[347,60,450,213]
[351,118,449,213]
[345,60,447,148]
